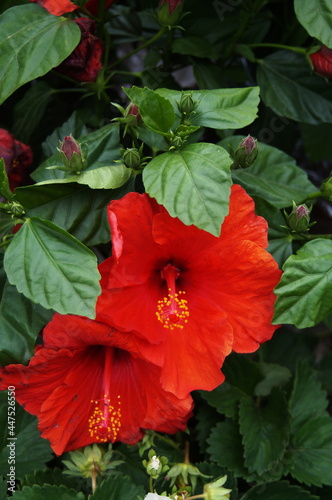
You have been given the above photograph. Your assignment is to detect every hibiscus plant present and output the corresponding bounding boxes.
[0,0,332,499]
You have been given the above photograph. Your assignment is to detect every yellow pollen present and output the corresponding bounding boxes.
[156,288,189,330]
[88,394,121,442]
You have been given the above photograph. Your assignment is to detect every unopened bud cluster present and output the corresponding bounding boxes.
[231,135,258,169]
[143,449,169,479]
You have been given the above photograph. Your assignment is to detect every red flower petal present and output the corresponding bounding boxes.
[30,0,78,16]
[310,45,332,78]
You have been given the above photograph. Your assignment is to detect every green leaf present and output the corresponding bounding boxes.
[0,393,53,480]
[239,389,290,476]
[289,416,332,486]
[172,36,218,59]
[254,363,292,397]
[0,4,80,104]
[12,81,53,143]
[241,480,319,500]
[0,212,16,241]
[32,124,121,183]
[289,360,328,435]
[124,86,175,134]
[273,239,332,328]
[143,143,232,236]
[0,278,53,365]
[12,484,84,499]
[257,51,332,124]
[200,383,250,420]
[0,158,14,202]
[220,136,316,208]
[157,87,260,130]
[16,180,135,247]
[4,218,101,318]
[90,475,145,500]
[207,420,255,480]
[294,0,332,47]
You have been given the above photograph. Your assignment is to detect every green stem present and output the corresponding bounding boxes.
[299,191,324,203]
[108,28,166,70]
[248,43,307,55]
[152,432,180,450]
[149,476,154,493]
[51,88,87,94]
[186,495,205,500]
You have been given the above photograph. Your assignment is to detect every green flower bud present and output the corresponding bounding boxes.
[320,174,332,200]
[286,201,313,232]
[157,0,183,28]
[232,135,258,168]
[122,148,142,169]
[0,200,25,218]
[142,450,169,479]
[62,443,123,480]
[178,92,196,115]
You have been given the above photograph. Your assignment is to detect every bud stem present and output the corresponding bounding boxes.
[293,233,332,241]
[249,43,307,55]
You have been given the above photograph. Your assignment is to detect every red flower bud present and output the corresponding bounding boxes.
[159,0,182,14]
[0,129,33,192]
[61,136,81,160]
[29,0,78,16]
[55,18,103,83]
[310,45,332,78]
[158,0,183,26]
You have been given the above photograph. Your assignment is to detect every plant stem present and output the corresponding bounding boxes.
[186,495,205,500]
[149,476,154,493]
[91,469,97,494]
[293,233,332,241]
[300,191,324,203]
[108,28,167,70]
[248,43,307,55]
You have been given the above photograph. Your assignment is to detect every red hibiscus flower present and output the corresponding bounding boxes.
[84,0,116,16]
[96,186,282,398]
[0,315,193,455]
[310,45,332,78]
[0,129,33,192]
[30,0,78,16]
[55,18,103,83]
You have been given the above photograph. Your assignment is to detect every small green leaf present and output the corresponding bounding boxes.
[294,0,332,47]
[255,363,292,397]
[220,136,316,208]
[157,87,260,129]
[90,475,145,500]
[0,393,53,480]
[241,480,319,500]
[273,239,332,328]
[0,158,14,201]
[239,389,290,476]
[289,359,329,435]
[124,86,175,134]
[257,51,332,124]
[143,143,232,236]
[4,218,101,318]
[0,4,80,104]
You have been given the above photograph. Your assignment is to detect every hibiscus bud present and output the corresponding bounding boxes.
[58,135,87,173]
[157,0,183,27]
[309,45,332,78]
[232,135,258,169]
[204,475,232,500]
[122,148,141,169]
[142,450,169,479]
[178,92,196,115]
[0,200,25,218]
[286,201,312,233]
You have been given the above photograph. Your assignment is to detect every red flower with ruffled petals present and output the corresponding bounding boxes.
[310,45,332,78]
[30,0,78,16]
[0,128,33,192]
[55,18,103,83]
[0,315,193,455]
[97,186,282,398]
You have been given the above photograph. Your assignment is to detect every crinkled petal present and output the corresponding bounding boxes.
[30,0,78,16]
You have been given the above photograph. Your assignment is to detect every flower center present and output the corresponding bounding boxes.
[88,394,121,443]
[88,348,122,442]
[156,264,189,330]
